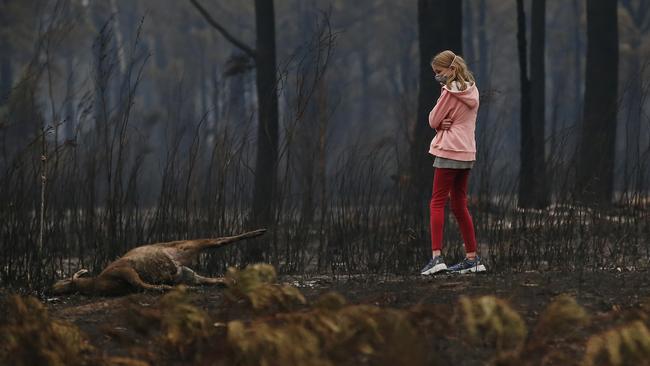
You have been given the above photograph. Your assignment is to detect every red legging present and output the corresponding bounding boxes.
[430,168,477,253]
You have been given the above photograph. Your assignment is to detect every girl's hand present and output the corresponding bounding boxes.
[440,118,453,130]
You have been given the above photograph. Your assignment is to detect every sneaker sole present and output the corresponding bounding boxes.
[454,264,487,274]
[421,263,448,275]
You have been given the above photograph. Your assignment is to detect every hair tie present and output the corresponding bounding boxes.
[449,55,457,67]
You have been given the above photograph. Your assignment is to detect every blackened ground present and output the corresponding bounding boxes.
[8,269,650,364]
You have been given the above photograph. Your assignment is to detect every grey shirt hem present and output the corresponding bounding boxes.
[433,156,475,169]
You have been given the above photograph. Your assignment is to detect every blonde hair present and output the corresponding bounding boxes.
[431,50,475,91]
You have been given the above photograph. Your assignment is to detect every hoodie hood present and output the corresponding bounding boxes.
[443,82,479,109]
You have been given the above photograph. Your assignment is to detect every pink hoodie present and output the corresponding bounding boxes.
[428,82,480,161]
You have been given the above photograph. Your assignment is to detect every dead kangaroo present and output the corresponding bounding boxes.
[51,228,266,296]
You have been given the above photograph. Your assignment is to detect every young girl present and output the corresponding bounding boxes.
[420,50,486,275]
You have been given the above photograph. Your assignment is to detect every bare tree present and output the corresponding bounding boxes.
[411,0,462,208]
[477,0,488,87]
[517,0,548,208]
[189,0,279,236]
[0,40,11,109]
[576,0,619,204]
[251,0,279,230]
[0,1,14,109]
[571,0,584,127]
[620,0,650,197]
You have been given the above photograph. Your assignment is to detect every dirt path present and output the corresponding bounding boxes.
[45,270,650,330]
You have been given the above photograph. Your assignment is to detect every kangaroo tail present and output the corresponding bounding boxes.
[188,228,267,250]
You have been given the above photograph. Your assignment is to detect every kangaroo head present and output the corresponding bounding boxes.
[51,269,90,294]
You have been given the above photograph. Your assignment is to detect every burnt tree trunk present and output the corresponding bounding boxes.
[621,0,649,195]
[0,1,10,109]
[411,0,462,209]
[250,0,279,259]
[530,0,548,207]
[516,0,532,207]
[64,56,76,140]
[571,0,583,128]
[518,0,548,208]
[576,0,619,204]
[463,0,475,66]
[477,0,488,86]
[187,0,278,254]
[622,37,642,197]
[0,41,11,109]
[0,35,11,169]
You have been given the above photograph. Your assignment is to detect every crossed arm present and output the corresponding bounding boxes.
[429,90,453,131]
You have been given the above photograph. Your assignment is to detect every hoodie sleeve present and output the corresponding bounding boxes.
[428,89,451,129]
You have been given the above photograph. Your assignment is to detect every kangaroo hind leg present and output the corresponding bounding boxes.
[177,266,226,286]
[116,267,174,292]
